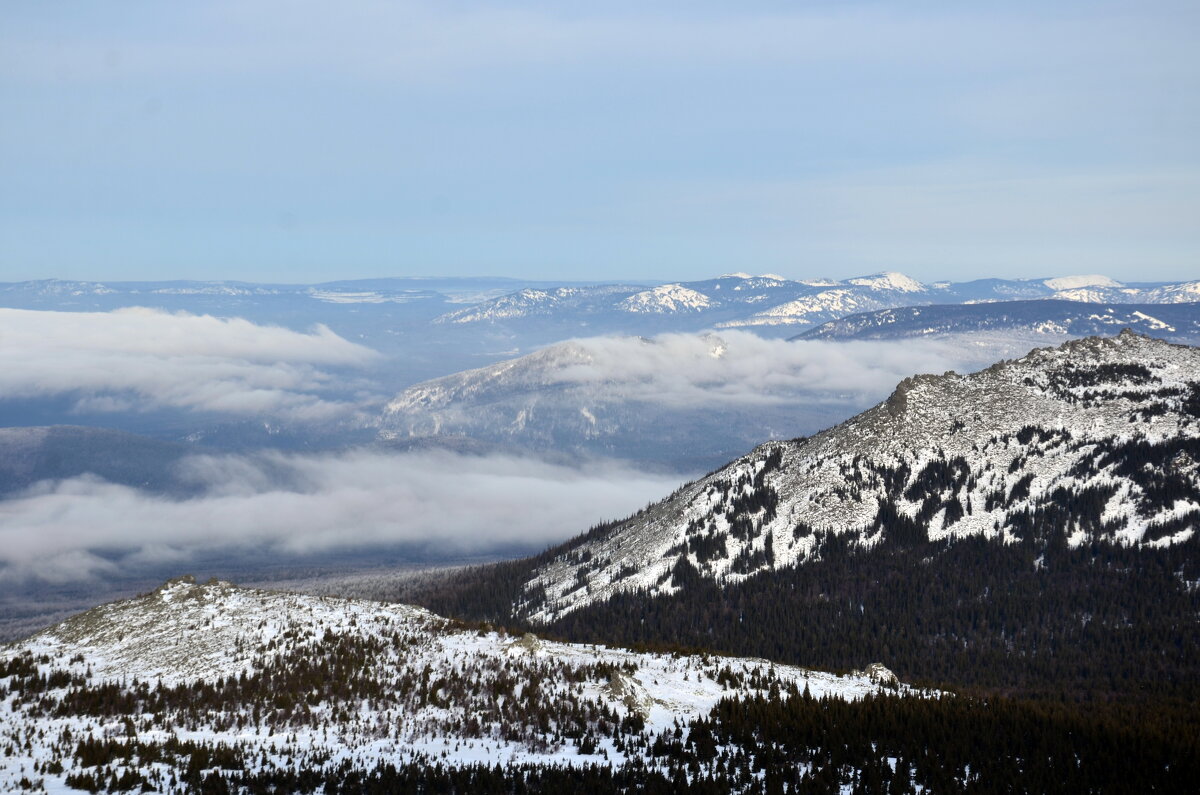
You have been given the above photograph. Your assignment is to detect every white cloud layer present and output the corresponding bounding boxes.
[541,331,1027,408]
[0,450,682,583]
[0,308,379,420]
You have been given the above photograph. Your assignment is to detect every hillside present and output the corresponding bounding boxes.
[1,576,913,792]
[374,332,958,469]
[5,577,1195,793]
[408,332,1200,699]
[797,300,1200,342]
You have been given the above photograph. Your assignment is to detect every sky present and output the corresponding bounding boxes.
[2,0,1197,284]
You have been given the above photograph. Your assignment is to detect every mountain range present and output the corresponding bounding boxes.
[431,272,1200,335]
[3,331,1199,791]
[799,299,1200,342]
[4,272,1198,453]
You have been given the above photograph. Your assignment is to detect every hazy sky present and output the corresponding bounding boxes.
[2,1,1197,284]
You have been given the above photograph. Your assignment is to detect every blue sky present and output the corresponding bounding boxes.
[1,1,1197,284]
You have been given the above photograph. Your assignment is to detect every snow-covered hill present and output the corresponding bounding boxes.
[514,332,1200,623]
[375,331,1025,469]
[433,271,933,330]
[1049,280,1200,304]
[430,273,1200,333]
[617,284,711,313]
[796,300,1200,343]
[0,577,903,791]
[716,288,894,328]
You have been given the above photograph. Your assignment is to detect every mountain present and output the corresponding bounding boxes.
[5,577,1194,793]
[375,331,1030,469]
[796,300,1200,343]
[1,575,915,792]
[411,332,1200,699]
[433,272,938,333]
[377,334,849,468]
[433,273,1200,335]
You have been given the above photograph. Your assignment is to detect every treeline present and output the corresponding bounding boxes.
[544,531,1200,702]
[409,432,1200,705]
[411,527,1200,703]
[52,690,1199,794]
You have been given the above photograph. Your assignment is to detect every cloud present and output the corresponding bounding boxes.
[521,331,1028,409]
[0,450,683,584]
[0,307,379,421]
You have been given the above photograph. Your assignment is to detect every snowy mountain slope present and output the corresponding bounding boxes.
[715,288,894,328]
[1042,275,1123,291]
[430,272,1200,334]
[513,332,1200,623]
[0,577,903,791]
[847,272,927,292]
[617,284,711,313]
[432,272,934,330]
[434,286,627,323]
[1050,280,1200,304]
[375,332,1026,469]
[796,300,1200,343]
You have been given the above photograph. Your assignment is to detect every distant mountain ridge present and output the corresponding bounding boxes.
[796,300,1200,342]
[433,272,1200,332]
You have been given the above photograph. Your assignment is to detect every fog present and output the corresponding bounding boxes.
[0,307,379,420]
[530,331,1032,407]
[0,449,685,584]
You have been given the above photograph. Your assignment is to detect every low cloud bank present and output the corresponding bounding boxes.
[0,449,684,583]
[549,331,1026,407]
[0,307,379,420]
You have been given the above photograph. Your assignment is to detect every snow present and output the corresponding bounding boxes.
[846,272,926,293]
[522,332,1200,622]
[718,289,888,328]
[1130,311,1174,331]
[307,290,424,304]
[618,284,712,314]
[0,578,913,789]
[1042,275,1123,291]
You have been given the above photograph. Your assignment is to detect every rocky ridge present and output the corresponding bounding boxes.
[0,577,902,791]
[517,332,1200,623]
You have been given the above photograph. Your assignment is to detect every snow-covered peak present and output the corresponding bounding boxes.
[716,272,788,282]
[519,333,1200,623]
[717,289,890,328]
[619,284,712,314]
[1043,275,1123,291]
[846,272,926,293]
[1,576,909,788]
